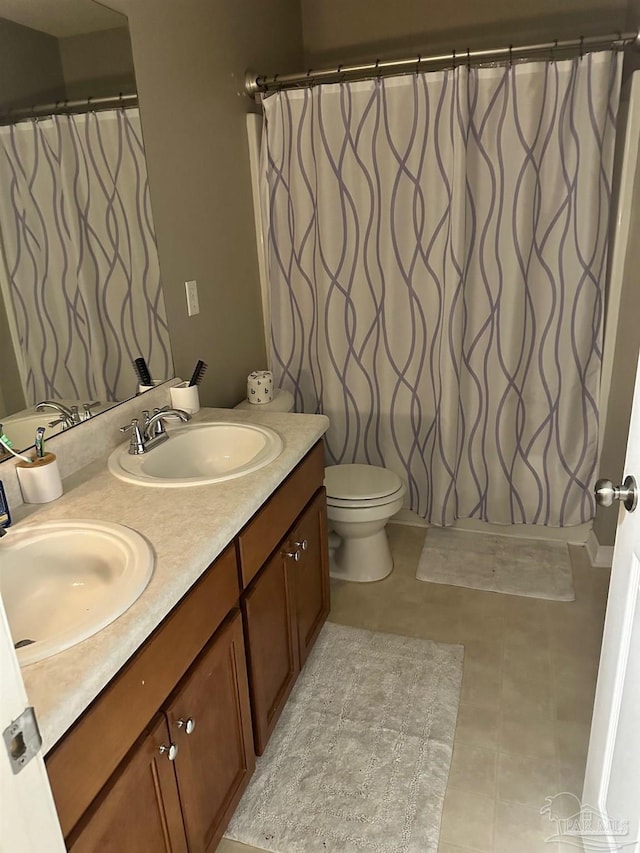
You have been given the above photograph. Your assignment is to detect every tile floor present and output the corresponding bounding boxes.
[217,524,609,853]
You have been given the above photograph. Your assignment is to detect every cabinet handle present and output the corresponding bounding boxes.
[283,549,301,561]
[177,717,196,735]
[159,743,178,761]
[294,539,308,551]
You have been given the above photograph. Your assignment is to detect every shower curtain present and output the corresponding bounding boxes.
[263,51,622,526]
[0,108,172,404]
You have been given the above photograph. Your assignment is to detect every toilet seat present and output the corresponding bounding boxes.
[325,464,405,508]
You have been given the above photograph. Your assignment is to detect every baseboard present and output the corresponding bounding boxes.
[391,509,428,528]
[586,529,615,568]
[390,508,590,545]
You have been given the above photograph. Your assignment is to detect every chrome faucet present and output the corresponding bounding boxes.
[120,407,191,455]
[81,401,101,420]
[36,401,79,429]
[144,408,191,442]
[37,400,100,430]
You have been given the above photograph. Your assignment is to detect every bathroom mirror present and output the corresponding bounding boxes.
[0,1,174,456]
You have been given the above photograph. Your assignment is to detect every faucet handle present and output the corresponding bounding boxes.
[120,418,145,455]
[81,401,100,420]
[149,408,167,438]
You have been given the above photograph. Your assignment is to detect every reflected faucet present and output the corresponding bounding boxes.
[35,401,79,429]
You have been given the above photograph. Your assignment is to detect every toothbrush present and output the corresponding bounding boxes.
[188,360,208,387]
[0,431,32,464]
[35,426,45,458]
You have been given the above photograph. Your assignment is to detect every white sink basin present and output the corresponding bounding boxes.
[0,520,154,665]
[108,421,284,487]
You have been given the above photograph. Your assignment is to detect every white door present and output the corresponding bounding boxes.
[583,353,640,851]
[0,593,65,852]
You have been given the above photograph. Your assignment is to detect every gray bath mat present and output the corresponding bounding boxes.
[417,528,575,601]
[225,621,464,853]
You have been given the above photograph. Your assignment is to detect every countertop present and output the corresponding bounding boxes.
[16,406,330,754]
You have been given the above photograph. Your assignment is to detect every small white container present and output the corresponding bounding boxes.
[137,379,165,394]
[169,382,200,414]
[16,452,63,504]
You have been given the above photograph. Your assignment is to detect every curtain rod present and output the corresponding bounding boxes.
[0,93,138,126]
[246,30,639,95]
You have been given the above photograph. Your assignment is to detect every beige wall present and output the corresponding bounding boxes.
[59,27,136,101]
[0,17,65,110]
[118,0,303,407]
[301,0,631,65]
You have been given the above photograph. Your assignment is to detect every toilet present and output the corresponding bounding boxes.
[325,464,406,583]
[236,391,404,582]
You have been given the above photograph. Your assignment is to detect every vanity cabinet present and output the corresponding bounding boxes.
[239,443,330,755]
[291,489,330,667]
[242,546,299,754]
[68,715,188,853]
[68,611,254,853]
[45,440,329,850]
[165,612,254,852]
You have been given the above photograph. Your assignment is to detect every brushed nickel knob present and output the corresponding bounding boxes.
[595,475,637,512]
[177,717,196,735]
[159,743,178,761]
[283,549,301,561]
[294,539,308,551]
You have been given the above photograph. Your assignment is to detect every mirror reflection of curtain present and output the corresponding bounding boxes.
[264,52,622,527]
[0,108,172,404]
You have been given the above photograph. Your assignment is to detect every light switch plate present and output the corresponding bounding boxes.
[185,280,199,316]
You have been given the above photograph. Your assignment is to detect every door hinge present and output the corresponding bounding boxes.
[3,706,42,774]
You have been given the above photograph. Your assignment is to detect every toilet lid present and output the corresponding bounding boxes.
[324,464,404,501]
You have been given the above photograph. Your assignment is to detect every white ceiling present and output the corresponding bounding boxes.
[0,0,126,38]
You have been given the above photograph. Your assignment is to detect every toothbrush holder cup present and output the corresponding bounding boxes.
[137,379,165,394]
[169,382,200,414]
[15,452,63,503]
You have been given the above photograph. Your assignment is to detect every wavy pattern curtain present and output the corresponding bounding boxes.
[0,108,172,404]
[264,52,621,526]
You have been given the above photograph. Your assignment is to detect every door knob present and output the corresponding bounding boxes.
[177,717,196,735]
[294,539,308,551]
[594,475,637,512]
[159,743,178,761]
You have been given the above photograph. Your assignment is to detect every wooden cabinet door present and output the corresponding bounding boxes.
[165,609,255,853]
[68,715,187,853]
[293,488,330,666]
[242,544,300,755]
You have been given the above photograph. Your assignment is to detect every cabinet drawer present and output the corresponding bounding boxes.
[236,440,325,588]
[47,545,240,839]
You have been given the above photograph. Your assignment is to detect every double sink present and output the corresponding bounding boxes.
[1,419,284,665]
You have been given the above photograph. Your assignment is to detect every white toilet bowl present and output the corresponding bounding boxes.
[325,464,406,582]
